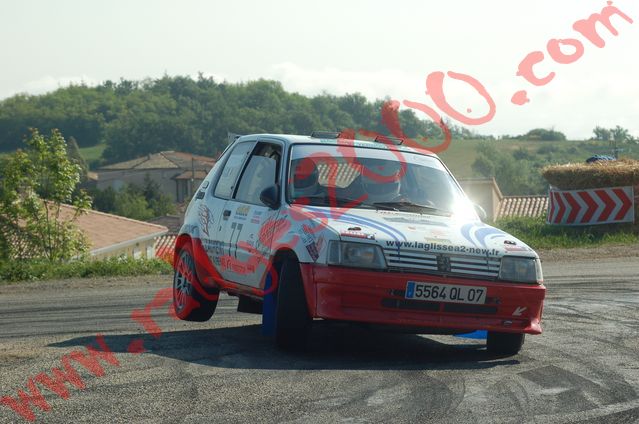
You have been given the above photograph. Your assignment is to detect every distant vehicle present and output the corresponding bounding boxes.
[173,132,546,354]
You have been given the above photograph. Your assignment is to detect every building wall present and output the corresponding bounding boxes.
[92,238,158,260]
[96,169,205,203]
[96,169,180,201]
[458,179,502,222]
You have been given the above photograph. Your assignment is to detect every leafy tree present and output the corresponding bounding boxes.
[89,186,117,212]
[0,129,91,261]
[611,125,631,144]
[472,142,545,195]
[66,136,89,181]
[114,186,154,221]
[592,126,612,142]
[513,147,534,160]
[142,175,176,217]
[90,176,175,220]
[0,75,481,163]
[522,128,566,141]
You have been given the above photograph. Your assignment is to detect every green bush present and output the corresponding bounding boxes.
[495,216,639,250]
[0,257,173,283]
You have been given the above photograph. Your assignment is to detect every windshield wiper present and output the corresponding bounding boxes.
[372,201,451,216]
[296,194,375,209]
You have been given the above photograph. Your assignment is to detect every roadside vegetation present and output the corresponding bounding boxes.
[495,216,639,250]
[0,130,174,283]
[0,257,172,283]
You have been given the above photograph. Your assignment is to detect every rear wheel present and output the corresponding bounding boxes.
[275,259,311,350]
[487,331,525,355]
[173,245,217,321]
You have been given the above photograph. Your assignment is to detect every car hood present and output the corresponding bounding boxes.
[295,205,537,259]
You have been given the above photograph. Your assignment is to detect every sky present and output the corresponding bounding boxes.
[1,0,638,139]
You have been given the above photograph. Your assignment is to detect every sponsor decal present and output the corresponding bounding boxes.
[386,240,500,256]
[234,205,250,221]
[251,210,263,224]
[202,239,224,266]
[504,245,530,252]
[197,204,213,237]
[429,228,449,238]
[299,224,323,261]
[340,231,375,240]
[424,237,452,245]
[513,306,527,316]
[383,216,448,227]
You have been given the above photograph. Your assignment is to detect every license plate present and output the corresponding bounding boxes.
[405,281,487,304]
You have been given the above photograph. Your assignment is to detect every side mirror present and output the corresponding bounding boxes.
[260,184,280,209]
[474,203,487,221]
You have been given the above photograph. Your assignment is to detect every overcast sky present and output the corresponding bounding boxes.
[1,0,637,138]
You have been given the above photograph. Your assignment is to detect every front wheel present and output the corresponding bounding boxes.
[275,259,311,350]
[486,331,525,355]
[173,245,217,322]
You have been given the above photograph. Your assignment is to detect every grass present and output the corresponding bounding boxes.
[0,257,173,283]
[78,143,107,168]
[494,216,639,250]
[438,138,639,179]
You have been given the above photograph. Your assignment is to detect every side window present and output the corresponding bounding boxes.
[214,142,255,199]
[235,143,281,205]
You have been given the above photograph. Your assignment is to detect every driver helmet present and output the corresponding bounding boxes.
[292,159,320,198]
[361,161,401,203]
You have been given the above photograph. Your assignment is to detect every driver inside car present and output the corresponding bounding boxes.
[291,158,323,200]
[359,160,404,204]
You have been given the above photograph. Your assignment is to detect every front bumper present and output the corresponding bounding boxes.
[301,264,545,335]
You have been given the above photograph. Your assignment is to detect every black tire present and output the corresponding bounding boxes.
[275,259,311,350]
[173,245,218,322]
[487,331,525,355]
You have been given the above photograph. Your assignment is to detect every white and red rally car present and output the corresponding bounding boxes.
[173,132,545,354]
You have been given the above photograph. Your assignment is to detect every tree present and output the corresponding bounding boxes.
[522,128,566,141]
[0,75,482,162]
[142,174,175,217]
[471,142,545,195]
[114,186,154,221]
[0,129,91,261]
[592,126,612,142]
[66,136,89,181]
[611,125,631,144]
[90,176,175,220]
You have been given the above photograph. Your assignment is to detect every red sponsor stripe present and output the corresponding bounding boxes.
[553,191,566,224]
[612,188,632,221]
[578,191,598,223]
[564,192,580,223]
[595,189,615,222]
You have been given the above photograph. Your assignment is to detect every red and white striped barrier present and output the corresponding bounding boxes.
[547,186,635,225]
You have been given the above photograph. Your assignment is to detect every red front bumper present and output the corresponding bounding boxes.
[300,264,545,335]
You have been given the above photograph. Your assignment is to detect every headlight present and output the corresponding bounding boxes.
[327,241,387,269]
[499,257,543,284]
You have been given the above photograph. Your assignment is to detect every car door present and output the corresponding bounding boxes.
[217,141,283,288]
[202,140,256,276]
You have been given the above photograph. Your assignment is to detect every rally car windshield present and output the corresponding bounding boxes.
[288,144,468,216]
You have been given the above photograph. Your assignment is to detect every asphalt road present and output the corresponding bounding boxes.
[0,258,638,423]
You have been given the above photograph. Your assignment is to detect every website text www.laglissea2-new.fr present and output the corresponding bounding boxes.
[385,240,499,256]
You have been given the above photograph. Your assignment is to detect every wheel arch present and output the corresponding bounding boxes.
[173,234,213,290]
[173,234,192,268]
[270,248,317,316]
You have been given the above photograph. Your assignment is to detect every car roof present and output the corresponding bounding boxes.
[234,133,438,157]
